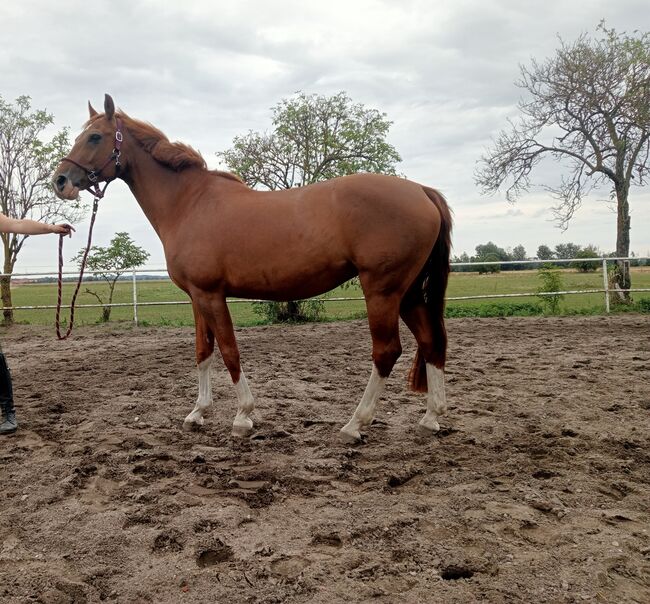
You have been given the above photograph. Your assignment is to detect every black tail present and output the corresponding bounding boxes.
[408,187,452,392]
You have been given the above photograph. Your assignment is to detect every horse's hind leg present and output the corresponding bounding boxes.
[400,302,447,434]
[340,291,402,443]
[183,305,215,430]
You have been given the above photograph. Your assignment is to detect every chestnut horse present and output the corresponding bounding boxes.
[53,94,452,443]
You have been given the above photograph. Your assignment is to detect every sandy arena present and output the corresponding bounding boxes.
[1,315,649,603]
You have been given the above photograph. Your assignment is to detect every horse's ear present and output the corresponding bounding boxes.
[104,94,115,121]
[88,101,98,118]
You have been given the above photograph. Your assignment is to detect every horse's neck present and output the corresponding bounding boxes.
[123,146,188,237]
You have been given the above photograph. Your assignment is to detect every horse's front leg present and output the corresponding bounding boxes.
[183,306,215,430]
[196,294,255,437]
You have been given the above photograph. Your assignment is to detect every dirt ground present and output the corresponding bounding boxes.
[0,315,649,603]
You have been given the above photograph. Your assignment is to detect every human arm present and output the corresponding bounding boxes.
[0,214,74,236]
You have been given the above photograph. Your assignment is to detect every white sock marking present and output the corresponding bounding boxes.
[232,371,255,435]
[419,363,446,431]
[341,365,386,440]
[183,356,213,426]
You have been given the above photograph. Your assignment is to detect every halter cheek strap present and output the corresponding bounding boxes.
[61,118,124,199]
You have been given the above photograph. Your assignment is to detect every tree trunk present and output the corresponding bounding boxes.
[614,183,632,302]
[1,276,12,326]
[286,300,301,320]
[1,246,14,325]
[103,283,116,322]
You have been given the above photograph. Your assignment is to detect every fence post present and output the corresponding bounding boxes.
[602,258,610,314]
[132,268,139,326]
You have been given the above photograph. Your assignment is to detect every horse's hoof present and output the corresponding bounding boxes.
[417,420,440,435]
[182,419,203,432]
[339,427,362,445]
[232,422,253,438]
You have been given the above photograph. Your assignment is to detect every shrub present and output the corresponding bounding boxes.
[252,299,325,323]
[445,302,542,318]
[571,249,600,272]
[635,298,650,313]
[537,265,564,314]
[476,253,501,274]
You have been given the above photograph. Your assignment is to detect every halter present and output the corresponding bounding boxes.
[55,118,124,340]
[60,117,124,198]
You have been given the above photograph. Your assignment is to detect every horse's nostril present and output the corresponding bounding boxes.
[56,174,67,190]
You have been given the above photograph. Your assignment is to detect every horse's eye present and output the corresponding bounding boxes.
[88,133,102,143]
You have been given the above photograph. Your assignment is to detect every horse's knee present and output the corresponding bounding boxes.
[220,346,241,381]
[373,341,402,377]
[196,350,213,365]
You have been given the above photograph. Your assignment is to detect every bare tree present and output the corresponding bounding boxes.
[0,95,83,323]
[476,23,650,297]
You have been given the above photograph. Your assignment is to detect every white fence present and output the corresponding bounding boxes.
[2,256,649,324]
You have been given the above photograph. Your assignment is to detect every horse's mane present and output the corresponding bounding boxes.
[85,112,245,184]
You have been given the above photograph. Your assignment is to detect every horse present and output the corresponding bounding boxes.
[52,94,452,443]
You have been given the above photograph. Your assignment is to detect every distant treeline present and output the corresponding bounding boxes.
[17,274,168,284]
[452,242,649,273]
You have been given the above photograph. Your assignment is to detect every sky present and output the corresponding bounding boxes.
[1,0,649,273]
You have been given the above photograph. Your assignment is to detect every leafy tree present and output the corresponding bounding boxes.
[219,91,401,190]
[219,91,401,322]
[475,252,501,274]
[554,242,582,259]
[476,23,650,298]
[0,95,81,324]
[473,241,509,273]
[451,251,472,272]
[73,232,149,322]
[536,245,555,261]
[475,241,510,261]
[571,245,601,272]
[511,244,527,261]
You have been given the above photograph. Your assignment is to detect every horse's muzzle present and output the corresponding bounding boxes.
[55,174,68,192]
[52,172,80,200]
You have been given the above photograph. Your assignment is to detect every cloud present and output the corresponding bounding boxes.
[1,0,649,272]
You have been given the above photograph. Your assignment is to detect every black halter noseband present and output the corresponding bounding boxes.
[61,118,124,199]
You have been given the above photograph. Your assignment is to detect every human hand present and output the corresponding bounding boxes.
[52,223,75,237]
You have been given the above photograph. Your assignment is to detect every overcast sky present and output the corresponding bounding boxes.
[1,0,649,272]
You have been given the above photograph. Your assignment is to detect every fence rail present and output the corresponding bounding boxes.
[2,256,648,322]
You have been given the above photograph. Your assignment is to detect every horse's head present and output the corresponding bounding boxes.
[53,94,124,200]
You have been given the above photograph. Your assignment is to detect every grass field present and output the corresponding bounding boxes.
[6,267,650,327]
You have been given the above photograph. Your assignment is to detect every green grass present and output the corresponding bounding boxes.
[446,268,650,316]
[6,267,650,327]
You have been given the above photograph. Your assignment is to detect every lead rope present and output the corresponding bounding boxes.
[55,196,100,340]
[56,118,122,339]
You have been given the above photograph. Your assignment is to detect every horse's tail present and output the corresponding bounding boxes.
[408,187,453,393]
